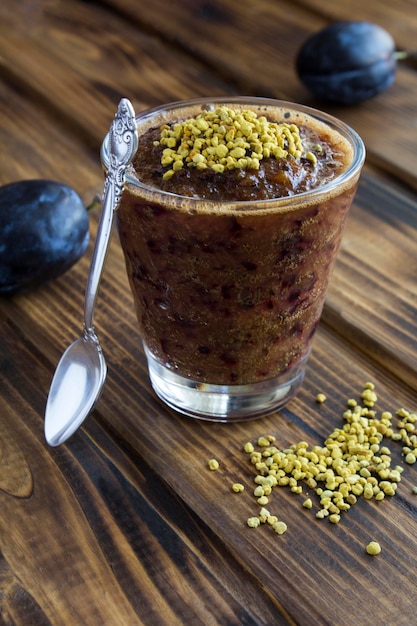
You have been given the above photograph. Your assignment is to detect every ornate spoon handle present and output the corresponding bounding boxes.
[84,99,138,335]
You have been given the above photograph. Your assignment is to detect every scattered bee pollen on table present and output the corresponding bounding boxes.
[206,383,417,544]
[239,383,417,534]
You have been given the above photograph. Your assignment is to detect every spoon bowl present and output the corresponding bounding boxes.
[44,98,138,446]
[45,332,106,446]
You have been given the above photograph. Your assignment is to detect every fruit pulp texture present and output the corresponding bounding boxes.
[118,186,356,385]
[117,107,357,386]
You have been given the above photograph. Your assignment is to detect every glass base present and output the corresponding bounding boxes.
[145,347,306,422]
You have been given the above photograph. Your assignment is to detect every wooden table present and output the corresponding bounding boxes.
[1,1,417,624]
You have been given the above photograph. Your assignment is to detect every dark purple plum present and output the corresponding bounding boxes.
[0,180,90,295]
[296,21,397,105]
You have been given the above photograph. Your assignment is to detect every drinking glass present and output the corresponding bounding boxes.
[101,97,365,421]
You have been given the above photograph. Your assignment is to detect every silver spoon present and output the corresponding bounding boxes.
[44,98,138,447]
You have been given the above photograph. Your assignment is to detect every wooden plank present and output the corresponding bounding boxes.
[2,277,417,625]
[1,109,417,619]
[63,330,417,626]
[1,84,417,620]
[0,324,290,626]
[325,175,417,389]
[2,95,417,622]
[1,2,416,426]
[0,0,235,153]
[1,0,417,410]
[0,77,101,195]
[1,2,417,622]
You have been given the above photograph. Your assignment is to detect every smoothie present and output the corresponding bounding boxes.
[110,98,364,420]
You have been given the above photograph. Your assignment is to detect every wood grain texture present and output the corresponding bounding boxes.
[1,0,417,624]
[0,326,290,626]
[326,176,417,389]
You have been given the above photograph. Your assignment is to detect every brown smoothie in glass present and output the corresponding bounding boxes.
[116,102,358,387]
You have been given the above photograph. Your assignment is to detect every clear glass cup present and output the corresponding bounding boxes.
[101,97,365,422]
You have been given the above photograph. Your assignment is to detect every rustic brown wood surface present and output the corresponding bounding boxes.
[1,1,417,624]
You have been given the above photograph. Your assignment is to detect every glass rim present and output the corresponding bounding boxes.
[101,96,366,212]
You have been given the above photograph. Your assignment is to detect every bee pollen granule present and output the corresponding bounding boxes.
[272,521,288,535]
[208,459,219,471]
[366,541,381,555]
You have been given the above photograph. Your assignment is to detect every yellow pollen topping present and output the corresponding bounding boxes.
[157,106,307,177]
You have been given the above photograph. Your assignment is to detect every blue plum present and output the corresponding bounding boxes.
[296,21,397,105]
[0,180,90,294]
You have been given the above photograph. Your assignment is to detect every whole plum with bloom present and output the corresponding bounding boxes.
[0,180,89,294]
[296,21,397,105]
